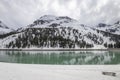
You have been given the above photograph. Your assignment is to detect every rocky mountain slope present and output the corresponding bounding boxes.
[0,15,120,49]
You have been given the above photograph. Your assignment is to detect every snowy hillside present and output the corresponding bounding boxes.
[0,15,120,49]
[96,21,120,35]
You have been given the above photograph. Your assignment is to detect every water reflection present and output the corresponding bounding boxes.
[0,51,120,65]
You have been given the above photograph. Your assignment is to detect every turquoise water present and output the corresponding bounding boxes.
[0,51,120,65]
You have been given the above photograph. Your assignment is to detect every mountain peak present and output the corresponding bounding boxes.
[39,15,57,20]
[31,15,75,27]
[39,15,73,21]
[40,15,56,17]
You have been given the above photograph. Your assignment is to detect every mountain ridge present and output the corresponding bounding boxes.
[0,15,120,49]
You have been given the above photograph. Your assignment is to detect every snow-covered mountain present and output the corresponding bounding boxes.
[0,21,16,39]
[96,21,120,35]
[0,15,120,49]
[0,21,13,35]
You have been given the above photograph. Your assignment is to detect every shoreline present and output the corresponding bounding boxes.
[0,48,120,51]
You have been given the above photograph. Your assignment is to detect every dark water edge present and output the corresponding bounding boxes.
[0,48,120,51]
[0,50,120,65]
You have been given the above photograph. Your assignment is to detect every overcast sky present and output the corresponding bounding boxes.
[0,0,120,29]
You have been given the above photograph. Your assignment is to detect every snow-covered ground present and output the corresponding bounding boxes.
[0,62,120,80]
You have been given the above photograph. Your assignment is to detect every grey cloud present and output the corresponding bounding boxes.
[0,0,120,29]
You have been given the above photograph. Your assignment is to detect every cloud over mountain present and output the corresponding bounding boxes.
[0,0,120,28]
